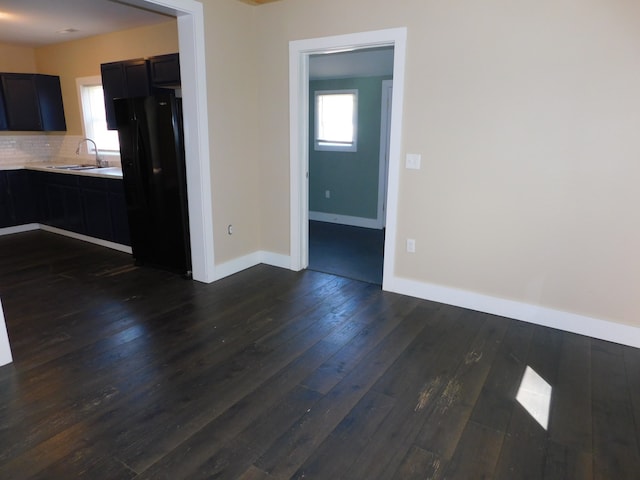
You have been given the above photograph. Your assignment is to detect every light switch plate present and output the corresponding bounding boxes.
[406,238,416,253]
[406,153,421,170]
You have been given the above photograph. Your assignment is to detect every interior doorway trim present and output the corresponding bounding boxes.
[289,27,407,289]
[126,0,216,283]
[378,79,393,229]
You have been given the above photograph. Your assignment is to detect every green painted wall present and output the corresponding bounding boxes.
[309,76,391,220]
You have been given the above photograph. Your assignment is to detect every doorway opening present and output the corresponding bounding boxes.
[306,48,393,284]
[136,0,215,283]
[289,28,407,290]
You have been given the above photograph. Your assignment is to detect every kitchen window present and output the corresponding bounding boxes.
[76,76,120,154]
[314,89,358,152]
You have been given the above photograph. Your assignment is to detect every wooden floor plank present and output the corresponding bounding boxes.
[622,345,640,460]
[392,445,442,480]
[548,332,592,452]
[591,340,640,480]
[543,440,593,480]
[290,390,396,479]
[442,420,504,479]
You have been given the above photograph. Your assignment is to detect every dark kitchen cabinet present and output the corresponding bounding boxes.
[2,170,130,246]
[0,85,8,131]
[35,171,130,245]
[1,74,41,131]
[0,172,10,227]
[148,53,181,87]
[0,170,38,227]
[7,170,38,225]
[0,74,66,131]
[43,174,84,233]
[79,176,112,241]
[101,58,151,130]
[108,180,131,246]
[34,75,67,131]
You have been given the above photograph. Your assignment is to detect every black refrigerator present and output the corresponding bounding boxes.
[114,93,191,276]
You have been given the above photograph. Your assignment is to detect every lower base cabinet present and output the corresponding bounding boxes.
[78,175,130,245]
[0,170,39,227]
[2,170,130,247]
[0,171,11,227]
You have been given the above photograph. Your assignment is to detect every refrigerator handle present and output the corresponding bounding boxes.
[135,120,153,209]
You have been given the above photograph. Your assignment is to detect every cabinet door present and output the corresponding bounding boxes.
[108,179,131,246]
[123,59,151,98]
[148,53,180,87]
[80,177,113,241]
[1,74,42,131]
[29,171,46,223]
[101,62,127,130]
[44,182,66,228]
[0,86,7,131]
[34,75,66,131]
[102,59,150,130]
[7,170,38,225]
[43,174,84,233]
[0,171,12,227]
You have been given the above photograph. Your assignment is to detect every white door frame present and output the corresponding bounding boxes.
[126,0,215,283]
[378,79,393,229]
[289,28,407,289]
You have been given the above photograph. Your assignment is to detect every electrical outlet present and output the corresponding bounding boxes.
[325,190,331,199]
[406,238,416,253]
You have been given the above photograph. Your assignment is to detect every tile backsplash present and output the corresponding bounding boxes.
[0,134,121,167]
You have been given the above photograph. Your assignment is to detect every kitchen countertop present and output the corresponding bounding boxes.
[1,161,123,179]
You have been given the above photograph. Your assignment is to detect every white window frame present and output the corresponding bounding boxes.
[75,75,120,158]
[314,89,358,152]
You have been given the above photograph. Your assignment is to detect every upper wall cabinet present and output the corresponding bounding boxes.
[0,85,7,131]
[101,58,152,130]
[148,53,181,87]
[0,73,67,131]
[101,54,180,130]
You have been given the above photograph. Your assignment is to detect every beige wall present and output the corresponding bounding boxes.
[217,0,639,328]
[0,43,37,72]
[201,1,262,264]
[34,21,179,135]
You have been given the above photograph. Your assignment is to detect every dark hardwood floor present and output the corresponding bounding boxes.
[0,231,639,479]
[308,221,385,285]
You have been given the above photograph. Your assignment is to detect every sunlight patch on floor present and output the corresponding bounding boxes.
[516,366,552,429]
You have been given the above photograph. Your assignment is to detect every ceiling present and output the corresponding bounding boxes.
[310,47,394,80]
[0,0,174,47]
[0,0,290,47]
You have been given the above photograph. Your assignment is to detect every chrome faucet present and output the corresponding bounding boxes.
[76,138,106,168]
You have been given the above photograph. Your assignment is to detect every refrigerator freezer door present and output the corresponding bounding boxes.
[114,94,191,274]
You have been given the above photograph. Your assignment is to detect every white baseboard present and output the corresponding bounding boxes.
[0,223,39,236]
[39,225,132,254]
[384,276,640,349]
[214,251,292,281]
[261,251,292,270]
[0,223,131,254]
[309,211,382,229]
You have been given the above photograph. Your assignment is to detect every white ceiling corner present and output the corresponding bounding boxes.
[0,0,173,47]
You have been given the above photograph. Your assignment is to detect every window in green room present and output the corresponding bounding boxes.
[315,89,358,152]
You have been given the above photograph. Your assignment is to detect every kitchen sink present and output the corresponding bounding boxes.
[46,164,101,171]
